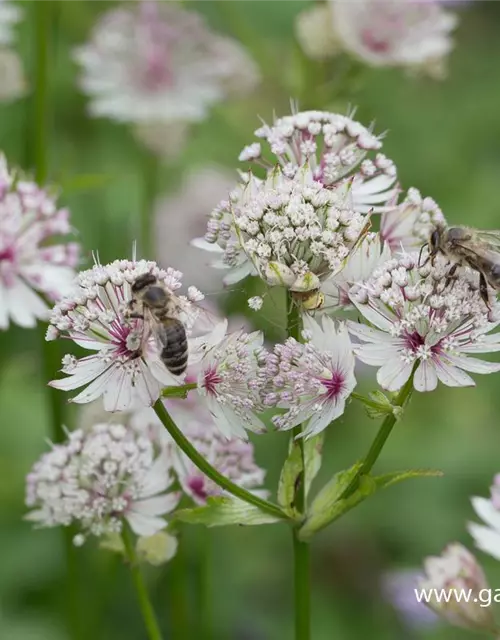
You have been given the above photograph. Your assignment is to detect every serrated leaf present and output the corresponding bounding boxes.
[298,464,375,539]
[375,468,443,490]
[277,441,302,516]
[304,432,324,498]
[174,496,282,527]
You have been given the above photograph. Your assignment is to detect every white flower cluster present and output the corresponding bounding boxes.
[0,155,79,329]
[74,1,259,126]
[25,422,180,541]
[296,0,458,77]
[349,254,500,392]
[0,0,25,102]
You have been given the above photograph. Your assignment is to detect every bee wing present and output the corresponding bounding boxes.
[142,308,169,351]
[472,229,500,251]
[172,294,223,337]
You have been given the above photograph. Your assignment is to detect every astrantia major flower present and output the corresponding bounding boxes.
[171,411,267,505]
[0,155,79,329]
[47,259,210,412]
[262,315,356,438]
[348,254,500,392]
[468,476,500,562]
[25,422,180,541]
[74,1,259,125]
[418,543,495,633]
[329,0,458,77]
[196,323,267,440]
[381,188,446,252]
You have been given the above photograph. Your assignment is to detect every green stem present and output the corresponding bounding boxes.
[161,382,198,398]
[198,529,212,640]
[287,296,310,640]
[340,373,415,501]
[167,541,190,640]
[140,149,159,259]
[152,401,287,520]
[122,526,164,640]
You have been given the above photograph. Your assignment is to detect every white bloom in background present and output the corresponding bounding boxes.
[196,324,267,439]
[172,412,267,504]
[47,259,212,412]
[0,49,26,102]
[74,1,259,125]
[0,0,21,46]
[348,253,500,392]
[295,4,340,61]
[381,188,446,252]
[322,232,391,311]
[329,0,458,76]
[25,422,180,541]
[0,155,79,329]
[262,315,356,438]
[468,476,500,561]
[157,167,237,291]
[418,543,495,633]
[133,121,189,160]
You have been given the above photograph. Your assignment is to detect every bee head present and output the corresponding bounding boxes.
[131,273,157,293]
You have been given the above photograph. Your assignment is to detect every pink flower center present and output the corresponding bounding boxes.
[188,476,207,501]
[321,371,346,400]
[404,331,425,352]
[203,365,222,396]
[361,28,391,53]
[0,246,15,262]
[108,322,140,359]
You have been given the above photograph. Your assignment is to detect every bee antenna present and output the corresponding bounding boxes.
[418,243,429,268]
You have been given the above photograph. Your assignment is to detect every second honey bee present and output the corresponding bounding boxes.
[127,273,188,376]
[422,224,500,306]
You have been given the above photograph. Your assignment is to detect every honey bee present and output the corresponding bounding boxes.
[422,224,500,307]
[127,273,188,376]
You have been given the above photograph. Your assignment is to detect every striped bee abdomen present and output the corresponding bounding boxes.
[161,319,188,375]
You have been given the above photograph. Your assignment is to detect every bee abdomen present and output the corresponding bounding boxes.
[161,322,188,376]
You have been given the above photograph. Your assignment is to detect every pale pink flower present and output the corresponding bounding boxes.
[262,315,356,438]
[329,0,458,76]
[47,259,214,412]
[25,422,180,541]
[349,253,500,392]
[74,1,259,125]
[468,475,500,562]
[0,155,79,329]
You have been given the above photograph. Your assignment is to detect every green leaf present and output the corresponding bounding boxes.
[277,433,324,517]
[173,497,282,527]
[355,390,404,420]
[298,464,378,540]
[374,468,444,490]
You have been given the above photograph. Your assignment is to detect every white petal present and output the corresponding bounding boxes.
[50,358,111,392]
[222,261,253,286]
[354,343,400,366]
[303,399,346,439]
[0,283,9,329]
[189,319,228,364]
[190,237,224,253]
[413,360,438,392]
[467,522,500,561]
[140,449,174,498]
[125,512,166,537]
[444,353,500,375]
[350,300,396,332]
[102,368,134,412]
[459,334,500,353]
[347,321,395,344]
[376,358,412,392]
[471,497,500,533]
[5,277,48,327]
[433,358,475,387]
[132,493,180,517]
[70,365,117,403]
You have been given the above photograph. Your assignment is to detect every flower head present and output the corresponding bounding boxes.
[381,188,446,252]
[0,49,26,102]
[349,253,500,392]
[25,422,180,541]
[262,315,356,438]
[468,476,500,562]
[295,5,340,61]
[329,0,458,77]
[196,322,267,439]
[47,259,209,412]
[418,543,494,633]
[0,155,79,329]
[74,1,259,125]
[172,412,267,505]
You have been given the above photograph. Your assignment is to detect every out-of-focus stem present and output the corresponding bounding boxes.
[167,540,190,640]
[198,529,213,640]
[140,149,159,259]
[122,526,164,640]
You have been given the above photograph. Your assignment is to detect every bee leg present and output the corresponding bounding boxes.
[444,263,459,289]
[127,312,144,319]
[479,272,491,310]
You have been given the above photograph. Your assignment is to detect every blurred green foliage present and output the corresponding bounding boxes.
[3,1,500,639]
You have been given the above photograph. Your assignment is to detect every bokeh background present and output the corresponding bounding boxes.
[2,1,500,639]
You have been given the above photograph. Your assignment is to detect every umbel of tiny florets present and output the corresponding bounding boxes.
[0,154,79,329]
[47,259,207,412]
[25,422,180,542]
[348,253,500,392]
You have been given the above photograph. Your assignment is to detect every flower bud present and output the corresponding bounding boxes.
[136,532,178,566]
[264,261,296,288]
[418,543,495,633]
